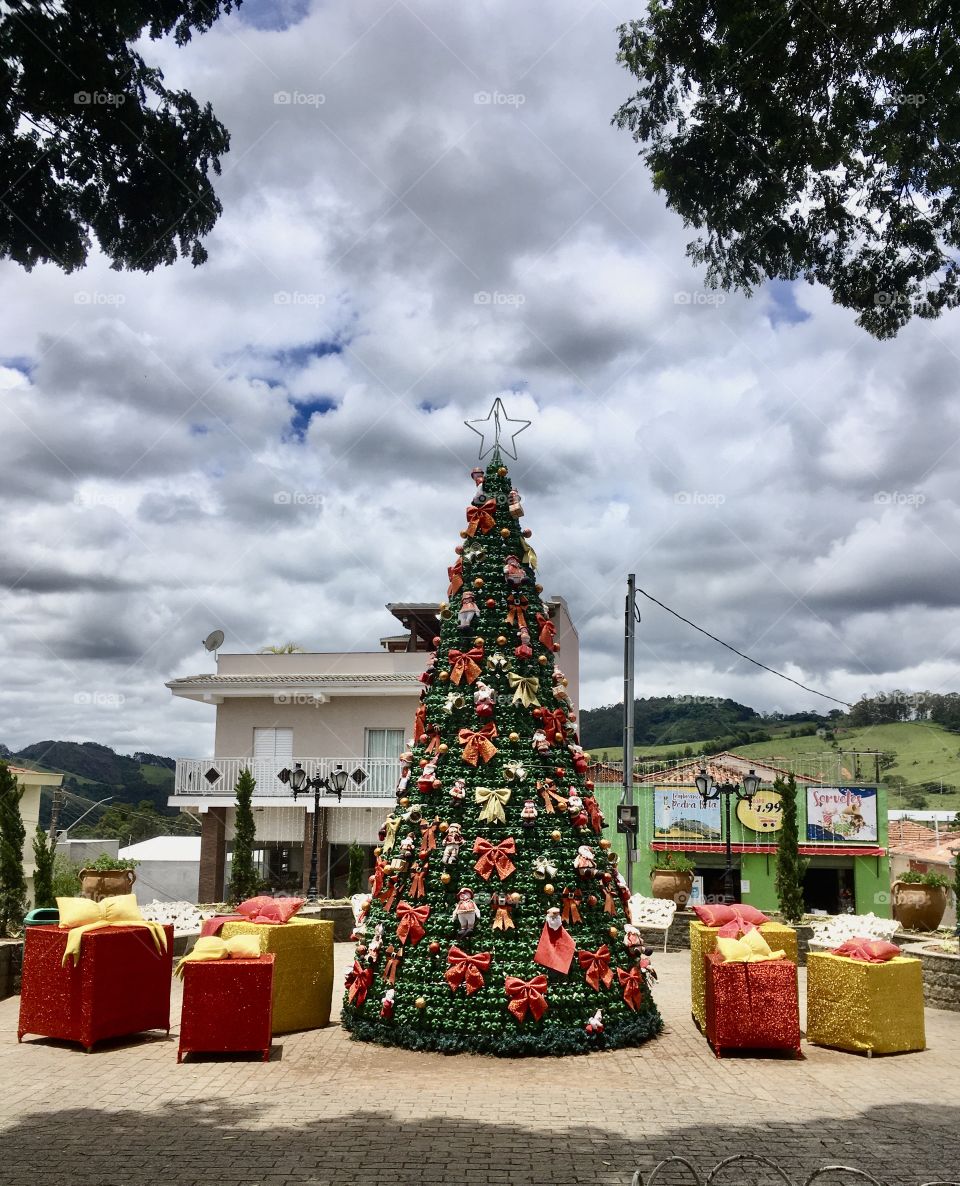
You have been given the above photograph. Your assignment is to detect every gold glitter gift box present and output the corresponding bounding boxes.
[690,921,798,1031]
[220,917,334,1034]
[805,952,925,1055]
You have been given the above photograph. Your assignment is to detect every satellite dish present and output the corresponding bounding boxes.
[202,629,225,654]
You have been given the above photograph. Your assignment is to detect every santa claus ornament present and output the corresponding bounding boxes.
[534,906,576,974]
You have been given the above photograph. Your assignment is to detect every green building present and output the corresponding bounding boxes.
[595,753,890,916]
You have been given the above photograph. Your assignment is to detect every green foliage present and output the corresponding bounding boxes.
[84,853,138,871]
[651,852,694,873]
[347,843,366,896]
[775,774,805,923]
[341,457,662,1056]
[51,854,83,899]
[31,827,56,908]
[229,768,259,905]
[614,4,960,339]
[580,695,761,749]
[898,870,951,888]
[12,740,176,817]
[0,762,27,934]
[0,1,239,273]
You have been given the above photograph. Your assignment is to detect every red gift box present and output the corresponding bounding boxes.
[178,955,275,1062]
[704,951,801,1059]
[18,923,174,1052]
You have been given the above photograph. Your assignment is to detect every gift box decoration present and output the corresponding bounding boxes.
[806,951,925,1055]
[219,917,334,1034]
[704,950,800,1058]
[690,920,797,1031]
[18,923,174,1051]
[178,954,275,1062]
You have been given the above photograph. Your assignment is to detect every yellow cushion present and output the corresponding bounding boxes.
[189,936,231,961]
[224,935,261,959]
[717,932,786,963]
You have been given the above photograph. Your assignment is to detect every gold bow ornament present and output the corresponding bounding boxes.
[56,894,168,967]
[475,786,512,823]
[507,673,540,708]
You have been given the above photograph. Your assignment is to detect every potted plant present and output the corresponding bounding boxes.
[892,870,950,931]
[79,854,139,901]
[650,852,696,905]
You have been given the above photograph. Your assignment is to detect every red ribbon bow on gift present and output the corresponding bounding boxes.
[617,965,644,1012]
[445,947,492,995]
[538,778,567,814]
[561,887,583,924]
[465,499,497,536]
[447,559,463,597]
[506,594,528,628]
[505,974,549,1023]
[578,945,614,991]
[448,646,484,686]
[458,722,498,765]
[539,708,568,742]
[345,960,373,1006]
[395,902,430,946]
[472,836,517,881]
[536,612,557,648]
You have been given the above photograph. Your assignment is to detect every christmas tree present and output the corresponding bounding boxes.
[341,421,663,1055]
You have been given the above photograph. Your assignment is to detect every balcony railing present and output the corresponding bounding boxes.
[173,757,400,801]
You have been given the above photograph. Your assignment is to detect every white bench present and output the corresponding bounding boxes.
[807,911,900,952]
[627,894,677,952]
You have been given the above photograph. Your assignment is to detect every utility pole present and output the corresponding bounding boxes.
[623,574,637,890]
[47,783,64,844]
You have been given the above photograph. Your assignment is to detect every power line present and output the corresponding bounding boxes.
[633,585,853,709]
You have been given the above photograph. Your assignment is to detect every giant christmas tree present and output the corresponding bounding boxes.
[342,415,662,1055]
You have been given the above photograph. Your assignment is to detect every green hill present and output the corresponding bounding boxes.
[579,695,769,749]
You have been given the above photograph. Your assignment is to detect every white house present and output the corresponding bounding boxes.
[118,835,202,907]
[167,601,579,900]
[9,766,63,907]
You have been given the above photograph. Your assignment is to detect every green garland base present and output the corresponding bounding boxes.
[341,1009,664,1057]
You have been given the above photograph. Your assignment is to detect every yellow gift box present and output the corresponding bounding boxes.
[690,921,797,1031]
[220,917,334,1034]
[806,952,925,1055]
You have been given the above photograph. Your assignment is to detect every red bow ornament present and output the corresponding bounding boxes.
[472,836,517,881]
[395,901,430,946]
[458,722,498,765]
[536,612,557,649]
[538,778,567,814]
[345,960,373,1006]
[448,646,484,686]
[539,708,568,743]
[465,499,497,536]
[445,947,492,995]
[505,594,528,628]
[505,974,549,1023]
[578,945,614,991]
[618,965,644,1012]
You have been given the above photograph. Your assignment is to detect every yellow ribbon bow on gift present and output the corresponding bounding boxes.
[507,672,540,708]
[174,934,262,978]
[716,930,786,963]
[474,786,512,824]
[56,894,168,967]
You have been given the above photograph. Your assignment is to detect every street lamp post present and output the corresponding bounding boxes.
[694,766,760,903]
[277,763,351,900]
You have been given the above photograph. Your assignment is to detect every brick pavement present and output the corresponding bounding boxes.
[2,945,958,1186]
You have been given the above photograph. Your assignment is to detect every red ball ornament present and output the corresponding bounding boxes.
[356,944,367,956]
[485,598,496,608]
[432,779,442,790]
[587,895,597,908]
[419,733,428,745]
[601,872,612,885]
[522,528,532,537]
[428,941,441,955]
[585,780,595,791]
[555,766,565,777]
[532,707,543,719]
[455,545,463,554]
[420,758,429,768]
[433,636,441,647]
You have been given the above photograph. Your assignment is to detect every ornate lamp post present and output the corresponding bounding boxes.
[277,763,350,900]
[694,766,760,903]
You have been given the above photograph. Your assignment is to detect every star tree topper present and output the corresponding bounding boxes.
[465,397,531,460]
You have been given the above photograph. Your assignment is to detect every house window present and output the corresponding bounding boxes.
[253,727,294,759]
[364,728,405,761]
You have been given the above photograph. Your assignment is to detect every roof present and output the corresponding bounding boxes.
[7,766,64,786]
[888,820,939,849]
[119,836,201,862]
[636,751,817,785]
[168,673,419,687]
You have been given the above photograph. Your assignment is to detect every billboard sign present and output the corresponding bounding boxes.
[806,786,878,843]
[653,787,721,842]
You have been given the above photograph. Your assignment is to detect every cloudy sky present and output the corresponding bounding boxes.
[3,0,960,759]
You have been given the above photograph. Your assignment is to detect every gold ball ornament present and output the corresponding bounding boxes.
[373,847,382,857]
[496,635,507,646]
[460,530,468,538]
[473,636,484,647]
[399,796,410,807]
[555,800,568,813]
[608,926,619,939]
[438,743,449,754]
[439,602,448,611]
[497,466,507,476]
[500,527,510,538]
[535,583,543,592]
[509,892,522,905]
[415,997,427,1010]
[439,671,450,683]
[543,883,555,895]
[473,577,484,588]
[599,838,611,850]
[440,871,451,885]
[419,758,428,768]
[439,821,449,833]
[550,829,562,842]
[538,655,548,666]
[508,731,519,742]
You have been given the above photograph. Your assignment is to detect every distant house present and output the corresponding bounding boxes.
[118,836,202,907]
[167,600,579,901]
[8,766,63,907]
[888,821,960,929]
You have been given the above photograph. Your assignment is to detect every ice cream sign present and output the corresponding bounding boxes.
[736,788,783,833]
[806,786,878,843]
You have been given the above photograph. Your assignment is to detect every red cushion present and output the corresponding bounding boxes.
[831,937,900,963]
[729,904,769,927]
[235,896,304,924]
[693,904,735,926]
